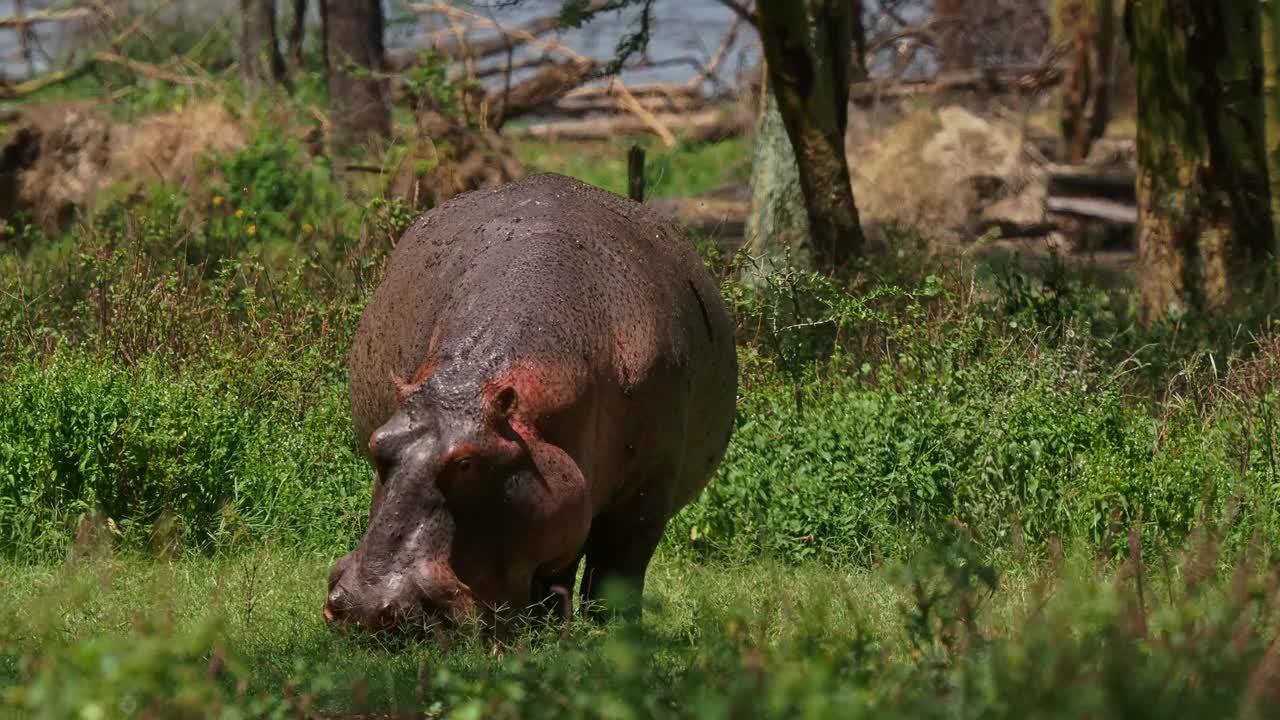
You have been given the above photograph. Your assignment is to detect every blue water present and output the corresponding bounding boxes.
[0,0,756,89]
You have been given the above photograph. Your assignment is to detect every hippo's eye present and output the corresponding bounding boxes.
[455,458,472,473]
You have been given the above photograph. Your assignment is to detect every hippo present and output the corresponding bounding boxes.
[324,172,737,633]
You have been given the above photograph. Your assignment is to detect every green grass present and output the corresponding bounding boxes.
[4,72,1280,717]
[5,538,1280,718]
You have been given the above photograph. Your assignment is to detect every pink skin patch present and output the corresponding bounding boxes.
[481,361,593,570]
[391,354,446,405]
[483,360,584,426]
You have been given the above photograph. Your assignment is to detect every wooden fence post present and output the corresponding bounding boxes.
[627,144,645,202]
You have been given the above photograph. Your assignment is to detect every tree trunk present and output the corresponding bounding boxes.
[935,0,978,72]
[746,66,813,280]
[322,0,390,154]
[1262,0,1280,246]
[851,0,869,82]
[1127,0,1275,322]
[1057,0,1115,163]
[756,0,866,269]
[239,0,287,92]
[287,0,307,73]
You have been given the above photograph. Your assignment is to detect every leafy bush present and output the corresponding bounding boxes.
[0,352,370,560]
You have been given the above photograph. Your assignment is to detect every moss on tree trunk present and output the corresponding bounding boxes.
[755,0,866,270]
[1127,0,1275,321]
[746,66,813,280]
[1262,0,1280,246]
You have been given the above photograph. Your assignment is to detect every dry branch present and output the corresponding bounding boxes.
[471,55,555,80]
[551,93,708,118]
[1046,164,1136,202]
[687,16,744,88]
[508,106,739,144]
[850,64,1064,106]
[1043,164,1136,226]
[0,64,90,98]
[388,0,611,70]
[411,0,677,147]
[489,58,596,127]
[1044,197,1136,225]
[0,50,217,99]
[92,51,218,89]
[0,7,93,28]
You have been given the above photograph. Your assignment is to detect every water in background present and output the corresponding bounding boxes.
[0,0,756,88]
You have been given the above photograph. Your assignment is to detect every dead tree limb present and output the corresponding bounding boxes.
[388,0,611,70]
[488,58,596,128]
[287,0,308,71]
[712,0,756,28]
[849,64,1064,107]
[0,7,93,28]
[687,16,743,89]
[508,106,739,144]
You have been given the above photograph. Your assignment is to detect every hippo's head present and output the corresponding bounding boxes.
[324,360,592,634]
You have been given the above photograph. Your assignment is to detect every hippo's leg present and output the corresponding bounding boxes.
[532,553,582,623]
[578,518,667,621]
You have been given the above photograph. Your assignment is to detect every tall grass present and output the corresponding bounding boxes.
[2,133,1279,562]
[4,108,1280,717]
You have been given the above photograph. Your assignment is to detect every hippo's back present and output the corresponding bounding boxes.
[350,173,737,477]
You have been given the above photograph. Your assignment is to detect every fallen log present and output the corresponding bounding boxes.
[1045,196,1137,225]
[1042,163,1136,226]
[547,93,713,118]
[850,64,1064,107]
[0,7,93,28]
[488,58,596,127]
[507,106,741,144]
[562,83,705,102]
[0,51,216,99]
[1045,163,1135,202]
[388,0,610,71]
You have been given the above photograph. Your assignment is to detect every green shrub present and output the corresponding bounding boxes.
[0,352,369,560]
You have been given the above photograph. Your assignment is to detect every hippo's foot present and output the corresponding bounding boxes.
[579,518,667,622]
[532,556,582,626]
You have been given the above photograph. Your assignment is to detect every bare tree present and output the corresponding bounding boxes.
[1057,0,1115,162]
[934,0,977,71]
[851,0,869,82]
[240,0,287,92]
[929,0,1051,72]
[287,0,308,73]
[322,0,390,153]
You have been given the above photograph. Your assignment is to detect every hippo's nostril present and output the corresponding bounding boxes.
[324,585,352,623]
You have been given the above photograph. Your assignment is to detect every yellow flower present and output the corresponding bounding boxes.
[247,224,258,236]
[212,195,224,207]
[235,209,246,219]
[302,223,315,236]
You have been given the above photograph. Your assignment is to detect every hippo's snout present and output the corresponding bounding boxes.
[323,556,476,633]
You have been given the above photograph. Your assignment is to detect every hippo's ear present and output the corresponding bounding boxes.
[500,400,591,542]
[489,385,519,423]
[391,370,415,404]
